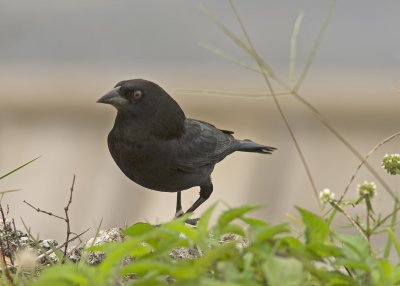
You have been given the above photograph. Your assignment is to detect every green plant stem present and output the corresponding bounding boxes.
[375,199,400,233]
[383,199,399,259]
[366,201,370,243]
[330,201,368,243]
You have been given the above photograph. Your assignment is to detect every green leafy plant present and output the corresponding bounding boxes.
[32,201,400,286]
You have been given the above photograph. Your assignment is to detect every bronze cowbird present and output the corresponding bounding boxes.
[97,79,276,222]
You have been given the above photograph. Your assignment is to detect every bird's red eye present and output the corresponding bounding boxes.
[131,90,143,102]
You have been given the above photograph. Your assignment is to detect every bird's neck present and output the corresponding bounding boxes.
[114,111,185,141]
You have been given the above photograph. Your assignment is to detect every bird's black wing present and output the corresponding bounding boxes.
[175,119,237,172]
[192,119,235,135]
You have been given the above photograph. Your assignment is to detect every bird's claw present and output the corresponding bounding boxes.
[184,218,199,226]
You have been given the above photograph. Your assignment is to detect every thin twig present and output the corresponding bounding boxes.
[228,0,319,204]
[63,174,76,262]
[331,202,369,243]
[11,219,20,251]
[0,204,14,265]
[0,207,15,285]
[373,203,400,232]
[23,200,65,221]
[340,131,400,203]
[24,174,78,263]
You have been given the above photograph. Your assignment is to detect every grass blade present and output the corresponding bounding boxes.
[293,0,335,92]
[0,190,20,195]
[0,156,40,180]
[175,87,289,98]
[199,5,277,80]
[289,11,304,87]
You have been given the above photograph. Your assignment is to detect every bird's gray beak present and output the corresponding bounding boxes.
[97,87,127,106]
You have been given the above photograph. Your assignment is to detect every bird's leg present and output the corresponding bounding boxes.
[184,184,213,225]
[175,191,184,218]
[186,184,213,213]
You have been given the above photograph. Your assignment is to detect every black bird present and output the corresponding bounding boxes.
[97,79,276,221]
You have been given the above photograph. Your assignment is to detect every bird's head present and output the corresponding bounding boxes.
[97,79,186,139]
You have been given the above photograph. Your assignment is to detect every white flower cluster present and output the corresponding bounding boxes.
[319,188,335,204]
[357,181,377,199]
[382,153,400,175]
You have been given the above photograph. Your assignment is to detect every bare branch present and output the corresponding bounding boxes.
[62,175,76,262]
[0,204,14,265]
[23,174,79,263]
[23,200,65,221]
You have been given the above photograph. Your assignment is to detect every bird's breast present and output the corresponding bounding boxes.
[107,131,178,190]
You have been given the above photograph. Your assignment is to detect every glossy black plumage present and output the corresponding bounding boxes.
[98,79,276,219]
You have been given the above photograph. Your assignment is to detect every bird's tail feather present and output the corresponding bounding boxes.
[237,139,276,154]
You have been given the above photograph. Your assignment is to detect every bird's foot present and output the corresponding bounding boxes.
[184,217,199,226]
[174,209,184,219]
[174,211,199,225]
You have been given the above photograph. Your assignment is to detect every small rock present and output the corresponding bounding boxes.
[39,239,59,250]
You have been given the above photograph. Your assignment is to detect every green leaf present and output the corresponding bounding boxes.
[253,223,289,243]
[334,258,369,271]
[122,259,198,281]
[220,223,246,237]
[241,216,269,228]
[371,259,394,285]
[278,236,303,249]
[217,205,260,229]
[128,243,152,257]
[164,219,198,242]
[393,264,400,284]
[121,260,171,276]
[297,207,329,244]
[97,239,141,279]
[306,242,343,259]
[262,255,304,286]
[124,222,156,237]
[197,203,217,235]
[124,272,164,286]
[386,228,400,258]
[337,233,370,261]
[34,263,96,286]
[196,242,238,270]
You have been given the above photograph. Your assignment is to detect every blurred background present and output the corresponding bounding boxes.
[0,0,399,248]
